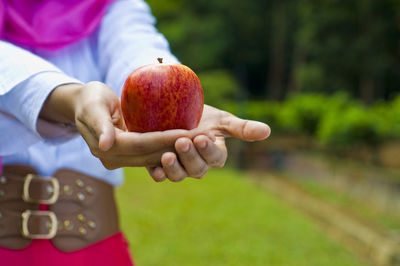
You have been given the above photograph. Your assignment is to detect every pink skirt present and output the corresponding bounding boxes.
[0,232,135,266]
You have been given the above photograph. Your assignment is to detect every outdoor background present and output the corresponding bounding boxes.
[117,0,400,265]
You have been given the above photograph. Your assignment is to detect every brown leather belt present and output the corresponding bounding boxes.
[0,165,119,252]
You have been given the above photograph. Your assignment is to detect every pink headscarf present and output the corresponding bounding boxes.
[0,0,115,50]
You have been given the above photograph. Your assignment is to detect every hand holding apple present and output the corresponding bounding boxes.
[40,68,270,182]
[40,81,204,170]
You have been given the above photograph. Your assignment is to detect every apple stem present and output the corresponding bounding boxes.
[157,57,163,64]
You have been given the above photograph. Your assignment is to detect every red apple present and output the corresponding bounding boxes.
[121,58,204,133]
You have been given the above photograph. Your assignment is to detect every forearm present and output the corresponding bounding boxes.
[0,73,82,154]
[0,40,83,146]
[0,41,62,96]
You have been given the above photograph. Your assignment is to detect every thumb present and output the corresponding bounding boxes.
[77,103,116,152]
[98,121,115,151]
[220,113,271,141]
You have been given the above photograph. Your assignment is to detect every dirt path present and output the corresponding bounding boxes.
[250,172,400,266]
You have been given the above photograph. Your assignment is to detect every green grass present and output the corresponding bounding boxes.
[116,167,364,266]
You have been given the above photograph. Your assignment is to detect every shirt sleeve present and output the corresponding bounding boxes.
[0,41,82,155]
[97,0,180,96]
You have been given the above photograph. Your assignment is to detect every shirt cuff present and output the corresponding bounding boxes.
[1,71,83,142]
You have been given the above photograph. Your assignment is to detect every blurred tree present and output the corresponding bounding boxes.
[197,69,240,108]
[294,0,400,103]
[147,0,399,103]
[267,0,287,100]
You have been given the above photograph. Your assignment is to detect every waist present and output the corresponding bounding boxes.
[0,164,119,252]
[1,137,124,186]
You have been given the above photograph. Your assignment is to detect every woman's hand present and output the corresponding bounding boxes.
[147,105,271,182]
[40,82,202,169]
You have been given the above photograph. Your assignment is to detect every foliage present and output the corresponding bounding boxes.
[198,69,240,108]
[388,96,400,137]
[246,101,281,130]
[117,167,364,266]
[278,93,332,135]
[293,0,399,100]
[317,105,380,146]
[372,95,400,139]
[244,93,399,146]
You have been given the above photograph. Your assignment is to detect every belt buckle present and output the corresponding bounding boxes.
[21,210,58,239]
[22,174,60,204]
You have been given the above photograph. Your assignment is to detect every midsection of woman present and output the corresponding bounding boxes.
[0,1,177,265]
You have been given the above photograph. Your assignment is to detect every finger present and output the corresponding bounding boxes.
[175,137,208,178]
[77,103,116,151]
[193,135,227,168]
[99,147,174,169]
[99,123,115,151]
[113,105,127,131]
[188,127,216,142]
[109,129,192,155]
[76,120,100,152]
[220,112,271,141]
[146,166,167,182]
[104,122,221,156]
[161,152,188,182]
[102,102,127,149]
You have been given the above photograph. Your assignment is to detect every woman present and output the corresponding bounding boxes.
[0,0,270,265]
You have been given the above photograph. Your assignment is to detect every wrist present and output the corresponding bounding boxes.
[39,83,84,124]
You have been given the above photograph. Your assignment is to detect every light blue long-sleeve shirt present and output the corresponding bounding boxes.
[0,0,179,186]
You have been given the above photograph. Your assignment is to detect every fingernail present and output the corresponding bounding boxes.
[182,143,190,152]
[167,158,175,166]
[200,141,207,149]
[155,169,165,179]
